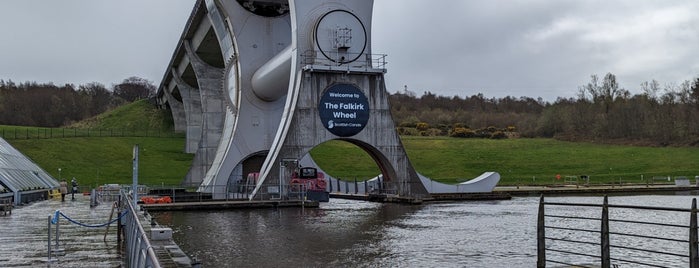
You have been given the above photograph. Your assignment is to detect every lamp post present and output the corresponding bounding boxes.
[58,168,61,180]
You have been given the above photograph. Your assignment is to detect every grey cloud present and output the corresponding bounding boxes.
[0,0,697,102]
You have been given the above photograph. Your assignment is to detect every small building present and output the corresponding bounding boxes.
[0,137,58,205]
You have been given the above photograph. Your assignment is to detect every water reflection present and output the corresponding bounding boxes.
[151,194,698,267]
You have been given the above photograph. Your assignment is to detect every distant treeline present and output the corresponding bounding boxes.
[1,73,697,146]
[390,73,699,146]
[0,77,155,127]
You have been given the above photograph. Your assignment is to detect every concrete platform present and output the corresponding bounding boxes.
[0,194,121,267]
[141,199,319,212]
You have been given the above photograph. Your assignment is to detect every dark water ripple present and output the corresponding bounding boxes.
[152,195,698,268]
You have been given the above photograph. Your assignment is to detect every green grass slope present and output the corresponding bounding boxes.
[69,99,174,131]
[10,137,192,188]
[3,98,697,187]
[4,100,190,188]
[311,136,699,185]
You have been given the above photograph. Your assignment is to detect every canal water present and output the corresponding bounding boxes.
[152,194,699,267]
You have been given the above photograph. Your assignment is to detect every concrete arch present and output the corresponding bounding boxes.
[336,138,400,184]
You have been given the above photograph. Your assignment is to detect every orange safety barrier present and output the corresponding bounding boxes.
[140,196,172,204]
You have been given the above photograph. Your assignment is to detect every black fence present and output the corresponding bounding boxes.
[0,127,184,140]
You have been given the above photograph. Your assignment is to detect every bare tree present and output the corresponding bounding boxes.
[113,76,155,102]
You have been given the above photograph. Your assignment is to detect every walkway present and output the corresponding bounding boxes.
[0,194,122,267]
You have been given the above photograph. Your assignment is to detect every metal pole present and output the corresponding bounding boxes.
[354,177,358,194]
[117,195,122,243]
[47,215,52,262]
[537,195,546,268]
[55,214,60,249]
[132,145,139,207]
[601,195,610,268]
[690,198,698,268]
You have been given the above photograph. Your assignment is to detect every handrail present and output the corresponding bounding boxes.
[300,50,387,73]
[121,189,161,268]
[538,195,699,268]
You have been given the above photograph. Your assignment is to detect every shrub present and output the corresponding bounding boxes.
[416,122,430,131]
[490,131,507,139]
[426,128,442,136]
[450,127,475,138]
[453,123,468,129]
[400,127,420,136]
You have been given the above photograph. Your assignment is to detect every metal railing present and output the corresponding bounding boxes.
[130,183,310,202]
[120,190,161,268]
[537,195,699,268]
[300,50,387,73]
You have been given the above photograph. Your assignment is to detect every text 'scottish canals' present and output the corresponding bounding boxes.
[318,83,369,137]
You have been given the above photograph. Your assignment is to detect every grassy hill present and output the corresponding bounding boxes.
[68,99,174,131]
[4,100,191,188]
[3,100,698,187]
[10,137,191,188]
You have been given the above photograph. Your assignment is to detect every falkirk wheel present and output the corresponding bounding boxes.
[156,0,500,200]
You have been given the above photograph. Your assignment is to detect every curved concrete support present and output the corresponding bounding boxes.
[162,86,186,132]
[205,0,235,63]
[183,40,226,186]
[170,68,203,154]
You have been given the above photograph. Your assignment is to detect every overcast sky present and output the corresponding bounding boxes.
[1,0,697,101]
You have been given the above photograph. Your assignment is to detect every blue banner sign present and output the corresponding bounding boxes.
[318,83,369,137]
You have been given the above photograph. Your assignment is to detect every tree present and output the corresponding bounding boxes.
[113,76,155,102]
[80,82,114,115]
[692,77,699,108]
